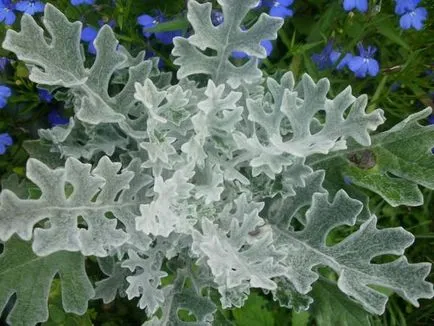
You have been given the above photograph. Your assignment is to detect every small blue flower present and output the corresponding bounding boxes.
[0,132,13,154]
[0,0,16,25]
[259,0,294,18]
[232,39,274,59]
[71,0,94,5]
[137,12,182,45]
[427,115,434,125]
[395,0,427,31]
[348,43,380,78]
[155,30,182,45]
[81,26,98,54]
[38,89,53,103]
[343,0,368,13]
[336,52,354,70]
[311,41,341,70]
[211,10,224,26]
[0,57,9,71]
[396,0,427,31]
[137,14,157,38]
[80,21,117,55]
[48,110,69,126]
[0,85,11,109]
[15,0,44,16]
[395,0,419,14]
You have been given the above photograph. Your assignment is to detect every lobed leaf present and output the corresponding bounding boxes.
[0,237,94,326]
[173,0,283,87]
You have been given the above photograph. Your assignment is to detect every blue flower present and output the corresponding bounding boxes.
[38,89,53,103]
[343,0,368,13]
[232,39,274,59]
[211,10,224,26]
[0,132,13,155]
[137,14,157,38]
[48,110,69,126]
[348,43,380,78]
[0,85,11,109]
[71,0,94,5]
[155,30,182,45]
[395,0,419,14]
[428,115,434,125]
[137,12,182,45]
[81,26,98,54]
[0,57,9,71]
[395,0,427,30]
[80,21,117,55]
[259,0,294,18]
[15,0,44,16]
[311,41,341,70]
[0,0,16,25]
[336,52,354,70]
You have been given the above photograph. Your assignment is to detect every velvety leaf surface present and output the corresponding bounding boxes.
[173,0,283,87]
[0,237,94,326]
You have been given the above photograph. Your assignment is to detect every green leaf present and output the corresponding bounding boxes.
[23,140,66,169]
[345,108,434,207]
[310,279,371,326]
[0,237,94,326]
[231,292,274,326]
[376,19,410,50]
[292,311,310,326]
[143,18,189,33]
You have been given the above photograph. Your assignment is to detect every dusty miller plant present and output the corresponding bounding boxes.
[0,0,433,325]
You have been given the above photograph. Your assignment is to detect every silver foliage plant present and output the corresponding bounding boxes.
[0,0,433,325]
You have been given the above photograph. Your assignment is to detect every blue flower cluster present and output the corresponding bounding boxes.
[1,0,96,25]
[37,89,69,126]
[0,85,12,154]
[0,0,44,25]
[312,41,380,78]
[342,0,428,30]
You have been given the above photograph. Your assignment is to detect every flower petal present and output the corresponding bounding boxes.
[399,14,412,29]
[137,14,156,28]
[81,26,98,42]
[269,6,293,18]
[348,56,364,71]
[367,59,379,76]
